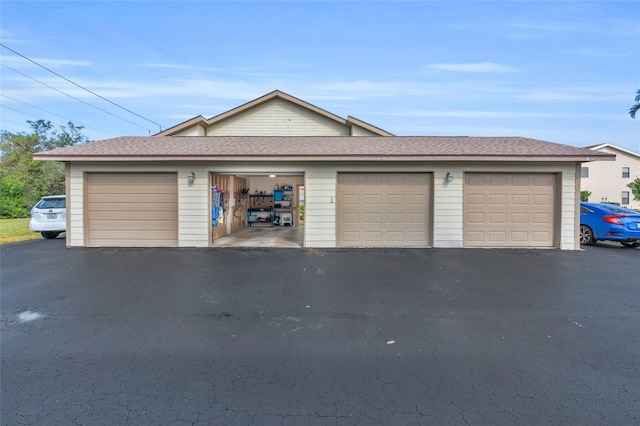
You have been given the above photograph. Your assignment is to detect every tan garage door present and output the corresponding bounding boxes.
[86,173,178,247]
[337,173,431,247]
[464,173,556,247]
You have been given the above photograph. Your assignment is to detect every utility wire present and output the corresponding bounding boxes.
[2,64,150,131]
[1,43,162,131]
[1,93,110,136]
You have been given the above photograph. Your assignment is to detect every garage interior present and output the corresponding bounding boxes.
[210,172,304,248]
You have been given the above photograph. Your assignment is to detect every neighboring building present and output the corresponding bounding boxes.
[35,90,614,249]
[581,143,640,210]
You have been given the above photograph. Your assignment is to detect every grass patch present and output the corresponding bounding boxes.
[0,218,42,244]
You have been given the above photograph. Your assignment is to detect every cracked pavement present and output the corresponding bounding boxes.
[1,240,639,425]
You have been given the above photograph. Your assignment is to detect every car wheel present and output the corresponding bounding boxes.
[41,231,60,239]
[621,242,640,248]
[579,225,596,245]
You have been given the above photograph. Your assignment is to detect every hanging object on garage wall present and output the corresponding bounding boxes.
[212,186,226,227]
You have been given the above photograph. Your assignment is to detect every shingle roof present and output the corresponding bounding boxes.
[34,135,614,162]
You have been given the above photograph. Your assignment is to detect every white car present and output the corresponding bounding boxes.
[29,195,66,239]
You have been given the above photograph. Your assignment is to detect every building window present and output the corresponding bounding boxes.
[622,191,630,205]
[622,167,630,178]
[581,167,589,178]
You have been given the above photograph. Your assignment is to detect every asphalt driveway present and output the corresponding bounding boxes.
[1,240,639,425]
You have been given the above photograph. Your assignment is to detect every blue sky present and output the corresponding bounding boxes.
[1,1,639,152]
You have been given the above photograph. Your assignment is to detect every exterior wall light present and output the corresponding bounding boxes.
[446,172,454,183]
[188,172,195,184]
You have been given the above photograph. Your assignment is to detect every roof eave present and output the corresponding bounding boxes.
[33,154,613,162]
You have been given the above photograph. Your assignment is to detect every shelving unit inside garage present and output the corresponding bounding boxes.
[273,185,294,227]
[247,185,295,227]
[248,193,273,226]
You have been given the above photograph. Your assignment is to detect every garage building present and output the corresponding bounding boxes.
[34,90,613,249]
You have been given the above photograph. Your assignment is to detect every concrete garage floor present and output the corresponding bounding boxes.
[213,225,304,247]
[1,241,639,425]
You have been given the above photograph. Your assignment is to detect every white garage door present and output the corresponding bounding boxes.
[86,173,178,247]
[464,173,557,247]
[337,173,431,247]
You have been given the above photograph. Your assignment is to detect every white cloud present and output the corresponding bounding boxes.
[518,86,630,102]
[564,48,633,58]
[427,62,518,73]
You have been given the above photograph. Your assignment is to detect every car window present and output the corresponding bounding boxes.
[580,206,594,214]
[36,198,66,209]
[598,204,638,215]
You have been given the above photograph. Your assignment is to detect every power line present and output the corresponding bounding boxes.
[0,43,163,131]
[2,64,151,131]
[1,93,110,135]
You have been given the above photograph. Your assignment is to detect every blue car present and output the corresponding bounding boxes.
[580,202,640,248]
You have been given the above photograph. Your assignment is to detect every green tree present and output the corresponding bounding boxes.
[628,177,640,202]
[630,89,640,119]
[580,190,591,202]
[0,120,87,218]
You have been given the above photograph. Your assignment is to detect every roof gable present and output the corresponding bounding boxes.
[156,90,393,137]
[586,143,640,159]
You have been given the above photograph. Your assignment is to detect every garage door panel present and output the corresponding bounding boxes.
[387,194,404,204]
[89,221,178,231]
[89,210,177,221]
[408,213,427,224]
[464,173,556,247]
[468,194,486,205]
[88,193,176,203]
[364,231,383,242]
[511,194,530,205]
[533,231,552,242]
[533,194,552,205]
[489,213,507,224]
[490,175,508,186]
[533,213,551,224]
[89,184,176,194]
[87,173,178,247]
[488,231,507,242]
[364,194,382,205]
[337,173,431,247]
[363,175,384,185]
[88,202,176,211]
[511,213,528,223]
[489,194,507,205]
[364,213,382,224]
[387,213,404,224]
[387,231,403,242]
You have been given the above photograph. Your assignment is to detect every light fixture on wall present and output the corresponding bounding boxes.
[445,172,454,183]
[188,172,195,184]
[269,174,277,178]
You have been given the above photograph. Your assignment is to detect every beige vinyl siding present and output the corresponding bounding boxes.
[206,98,349,136]
[178,167,210,247]
[68,165,86,247]
[67,161,580,249]
[432,169,464,248]
[350,125,381,136]
[174,125,205,136]
[304,166,338,247]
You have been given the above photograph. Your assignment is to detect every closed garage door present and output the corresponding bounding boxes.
[337,173,431,247]
[464,173,556,247]
[86,173,178,247]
